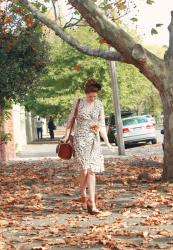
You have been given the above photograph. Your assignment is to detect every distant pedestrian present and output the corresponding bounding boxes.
[48,116,56,140]
[36,117,44,140]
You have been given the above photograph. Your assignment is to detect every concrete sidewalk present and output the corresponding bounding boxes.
[16,143,123,160]
[16,141,163,162]
[1,155,173,250]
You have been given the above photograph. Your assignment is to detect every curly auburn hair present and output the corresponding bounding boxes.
[84,78,102,94]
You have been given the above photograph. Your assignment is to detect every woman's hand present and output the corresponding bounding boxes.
[106,142,115,151]
[61,135,69,143]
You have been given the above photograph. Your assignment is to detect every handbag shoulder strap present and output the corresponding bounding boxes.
[73,98,80,122]
[68,98,80,140]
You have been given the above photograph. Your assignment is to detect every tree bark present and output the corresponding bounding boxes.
[161,85,173,180]
[161,12,173,181]
[164,11,173,65]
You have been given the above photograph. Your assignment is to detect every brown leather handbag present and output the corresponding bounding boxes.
[56,99,80,160]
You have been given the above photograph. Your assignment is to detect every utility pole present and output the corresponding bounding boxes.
[109,53,125,155]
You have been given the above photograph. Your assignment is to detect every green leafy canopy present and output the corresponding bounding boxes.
[25,27,162,122]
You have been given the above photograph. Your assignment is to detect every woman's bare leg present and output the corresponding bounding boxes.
[80,170,88,197]
[87,170,97,210]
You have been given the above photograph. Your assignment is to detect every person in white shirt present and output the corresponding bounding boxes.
[36,117,44,140]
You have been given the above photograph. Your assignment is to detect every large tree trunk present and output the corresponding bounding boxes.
[161,84,173,181]
[161,10,173,181]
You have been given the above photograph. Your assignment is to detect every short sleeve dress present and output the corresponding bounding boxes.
[67,98,105,173]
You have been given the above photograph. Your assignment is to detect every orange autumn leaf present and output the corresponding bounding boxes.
[0,219,9,226]
[90,123,100,134]
[104,4,113,10]
[96,211,112,217]
[99,38,107,44]
[115,1,127,10]
[140,231,149,238]
[4,16,12,24]
[157,229,173,237]
[31,247,46,250]
[31,45,37,51]
[74,64,81,71]
[25,17,34,27]
[12,7,23,14]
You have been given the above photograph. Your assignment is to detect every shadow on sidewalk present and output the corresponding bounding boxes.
[31,137,60,144]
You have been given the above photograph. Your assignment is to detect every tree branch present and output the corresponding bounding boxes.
[19,0,125,62]
[63,16,83,29]
[51,0,58,21]
[132,44,146,63]
[168,11,173,54]
[68,0,136,60]
[68,0,166,91]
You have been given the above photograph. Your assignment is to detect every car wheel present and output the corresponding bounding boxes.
[151,139,157,144]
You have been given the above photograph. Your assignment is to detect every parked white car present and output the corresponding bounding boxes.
[114,115,157,146]
[142,114,156,125]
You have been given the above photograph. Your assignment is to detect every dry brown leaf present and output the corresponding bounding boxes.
[48,238,66,245]
[157,229,172,237]
[31,247,46,250]
[141,231,149,238]
[0,242,7,250]
[96,211,112,217]
[0,219,9,226]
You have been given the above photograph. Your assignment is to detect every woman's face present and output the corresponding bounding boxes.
[85,92,98,103]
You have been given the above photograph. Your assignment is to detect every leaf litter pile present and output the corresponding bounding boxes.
[1,156,173,250]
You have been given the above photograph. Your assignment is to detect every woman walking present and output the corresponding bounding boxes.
[48,116,56,140]
[64,79,113,214]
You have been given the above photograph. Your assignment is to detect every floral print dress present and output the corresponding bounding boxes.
[67,98,105,173]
